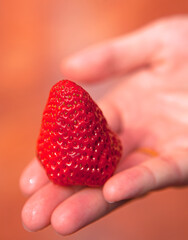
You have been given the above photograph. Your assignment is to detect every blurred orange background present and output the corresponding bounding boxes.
[1,1,188,240]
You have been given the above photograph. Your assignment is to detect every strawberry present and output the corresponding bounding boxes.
[37,80,122,187]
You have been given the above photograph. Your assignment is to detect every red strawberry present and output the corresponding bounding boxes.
[37,80,122,187]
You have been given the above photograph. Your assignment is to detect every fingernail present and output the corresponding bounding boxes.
[22,223,33,232]
[107,200,115,204]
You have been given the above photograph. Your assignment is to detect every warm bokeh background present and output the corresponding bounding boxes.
[1,1,188,240]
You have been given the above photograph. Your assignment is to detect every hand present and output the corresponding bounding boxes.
[20,15,188,235]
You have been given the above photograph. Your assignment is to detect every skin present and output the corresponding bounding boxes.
[20,15,188,235]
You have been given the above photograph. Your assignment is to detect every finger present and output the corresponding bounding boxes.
[115,148,155,173]
[61,22,160,83]
[21,182,81,232]
[98,95,143,155]
[103,155,185,203]
[97,99,122,134]
[51,188,123,236]
[20,158,49,196]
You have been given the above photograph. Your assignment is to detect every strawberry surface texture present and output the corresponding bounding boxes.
[37,80,122,187]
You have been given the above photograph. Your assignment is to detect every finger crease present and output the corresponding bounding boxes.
[161,156,184,184]
[139,164,157,189]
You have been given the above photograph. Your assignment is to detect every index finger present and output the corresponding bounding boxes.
[61,21,160,83]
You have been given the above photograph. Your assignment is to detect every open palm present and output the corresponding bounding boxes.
[20,15,188,235]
